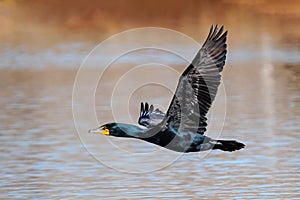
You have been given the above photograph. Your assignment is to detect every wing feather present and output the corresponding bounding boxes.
[138,102,165,128]
[163,25,228,134]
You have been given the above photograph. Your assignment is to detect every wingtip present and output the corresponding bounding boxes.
[150,104,154,112]
[140,102,144,116]
[145,102,149,111]
[203,24,227,46]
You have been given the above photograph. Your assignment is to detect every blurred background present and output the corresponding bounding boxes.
[0,0,299,199]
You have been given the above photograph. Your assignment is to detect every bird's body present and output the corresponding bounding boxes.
[93,122,244,152]
[90,25,245,152]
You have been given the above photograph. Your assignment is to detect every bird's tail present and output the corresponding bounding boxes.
[212,140,245,152]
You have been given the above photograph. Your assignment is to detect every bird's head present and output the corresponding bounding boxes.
[89,123,130,137]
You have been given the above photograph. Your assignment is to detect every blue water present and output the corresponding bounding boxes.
[0,41,299,199]
[1,42,300,69]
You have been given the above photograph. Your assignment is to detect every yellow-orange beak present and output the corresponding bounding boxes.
[88,126,110,135]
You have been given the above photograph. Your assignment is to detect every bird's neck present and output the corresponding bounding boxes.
[115,123,176,147]
[115,123,148,138]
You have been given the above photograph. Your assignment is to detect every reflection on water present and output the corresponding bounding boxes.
[1,62,299,198]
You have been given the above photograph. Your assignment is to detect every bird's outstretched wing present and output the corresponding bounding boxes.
[138,102,165,128]
[163,25,227,134]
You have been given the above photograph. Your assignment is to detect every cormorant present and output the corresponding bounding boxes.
[89,25,245,152]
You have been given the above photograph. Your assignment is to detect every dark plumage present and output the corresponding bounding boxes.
[89,25,245,152]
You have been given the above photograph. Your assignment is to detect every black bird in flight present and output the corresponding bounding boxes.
[90,25,245,152]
